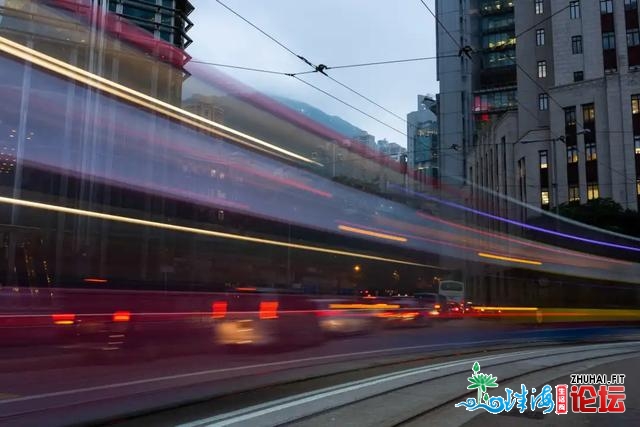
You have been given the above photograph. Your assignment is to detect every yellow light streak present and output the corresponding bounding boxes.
[474,306,539,312]
[0,196,436,268]
[0,36,321,166]
[328,303,401,310]
[477,252,542,266]
[338,225,408,242]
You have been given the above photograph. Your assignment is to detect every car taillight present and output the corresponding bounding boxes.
[52,313,75,325]
[211,301,227,319]
[259,301,279,319]
[113,311,131,322]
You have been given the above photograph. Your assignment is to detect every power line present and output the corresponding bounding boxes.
[292,76,406,137]
[290,54,458,75]
[189,60,297,75]
[418,0,460,51]
[324,74,407,123]
[215,0,302,60]
[514,4,570,39]
[193,54,458,78]
[215,0,413,138]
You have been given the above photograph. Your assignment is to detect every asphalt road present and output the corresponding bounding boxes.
[1,320,639,426]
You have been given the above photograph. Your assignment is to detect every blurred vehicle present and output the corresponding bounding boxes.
[377,297,431,328]
[213,289,323,349]
[314,299,379,336]
[447,301,464,319]
[414,292,450,320]
[437,280,465,304]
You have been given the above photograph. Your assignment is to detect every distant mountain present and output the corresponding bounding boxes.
[272,96,363,138]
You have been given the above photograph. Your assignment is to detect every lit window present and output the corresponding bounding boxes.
[567,146,578,163]
[541,190,550,207]
[572,35,583,54]
[537,60,547,78]
[585,143,597,161]
[574,71,584,82]
[539,150,548,169]
[536,29,545,46]
[637,179,640,195]
[632,95,640,114]
[628,30,640,47]
[634,135,640,154]
[538,93,549,111]
[600,0,613,14]
[583,104,595,123]
[570,1,581,18]
[569,185,580,202]
[535,0,544,15]
[603,32,616,50]
[587,182,600,200]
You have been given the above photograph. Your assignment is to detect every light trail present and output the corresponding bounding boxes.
[0,196,436,268]
[337,225,408,242]
[477,252,543,266]
[0,36,320,167]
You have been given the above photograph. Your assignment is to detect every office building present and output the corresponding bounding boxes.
[407,95,438,189]
[438,0,640,213]
[0,0,193,104]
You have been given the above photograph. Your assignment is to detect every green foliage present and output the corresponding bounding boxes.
[558,198,640,237]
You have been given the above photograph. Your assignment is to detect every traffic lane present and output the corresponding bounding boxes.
[0,320,513,394]
[1,321,639,423]
[1,320,638,397]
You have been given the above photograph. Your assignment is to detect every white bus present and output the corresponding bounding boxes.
[438,280,465,303]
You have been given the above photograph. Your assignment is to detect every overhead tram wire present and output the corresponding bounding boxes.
[292,76,406,136]
[414,2,640,228]
[417,0,460,52]
[290,54,457,75]
[215,0,416,137]
[189,61,300,76]
[415,0,636,186]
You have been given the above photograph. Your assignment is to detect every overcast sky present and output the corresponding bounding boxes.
[186,0,439,146]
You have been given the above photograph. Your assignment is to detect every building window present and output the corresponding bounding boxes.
[600,0,613,14]
[587,182,600,200]
[637,179,640,195]
[539,150,548,169]
[585,143,597,160]
[602,32,616,50]
[574,71,584,81]
[536,29,545,46]
[537,60,547,78]
[567,146,578,163]
[570,1,581,18]
[625,0,638,10]
[569,185,580,202]
[628,30,640,47]
[634,135,640,154]
[535,0,544,15]
[538,93,549,110]
[632,94,640,114]
[583,103,595,123]
[572,35,583,54]
[541,190,550,207]
[565,107,577,127]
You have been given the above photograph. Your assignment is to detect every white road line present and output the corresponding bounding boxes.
[0,338,515,405]
[179,342,640,427]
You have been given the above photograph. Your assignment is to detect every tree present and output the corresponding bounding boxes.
[558,198,640,237]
